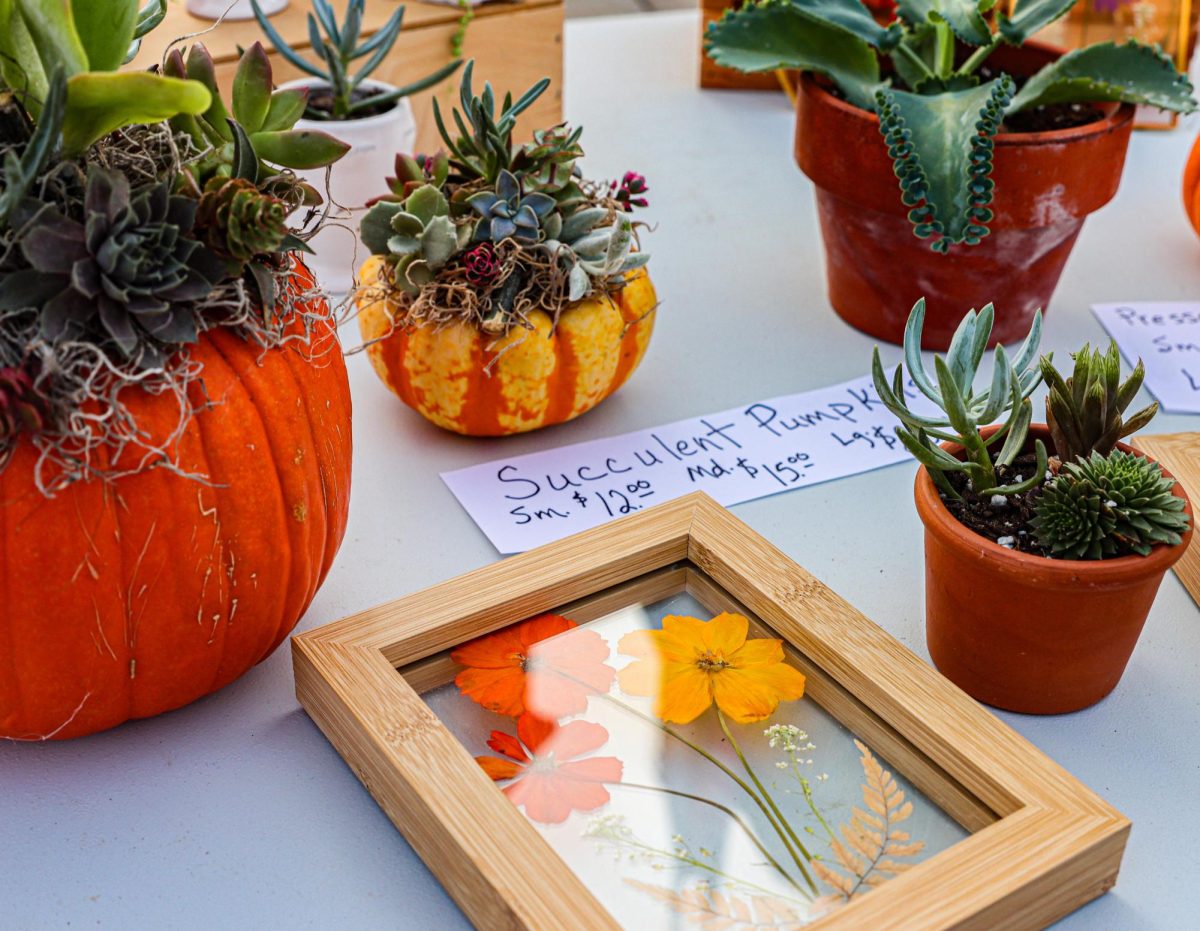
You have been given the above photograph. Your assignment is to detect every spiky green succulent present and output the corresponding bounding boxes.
[705,0,1196,252]
[195,177,291,266]
[1041,340,1158,464]
[433,61,556,185]
[872,300,1046,498]
[252,0,462,121]
[467,170,556,244]
[0,168,224,365]
[360,184,466,294]
[165,43,350,197]
[1031,450,1191,558]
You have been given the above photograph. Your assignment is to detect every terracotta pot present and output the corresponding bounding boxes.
[914,425,1192,715]
[794,42,1136,350]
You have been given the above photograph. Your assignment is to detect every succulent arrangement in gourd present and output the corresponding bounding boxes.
[360,61,651,328]
[706,0,1197,252]
[0,0,347,469]
[873,300,1191,560]
[252,0,463,121]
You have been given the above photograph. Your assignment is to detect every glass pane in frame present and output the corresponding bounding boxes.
[399,564,995,928]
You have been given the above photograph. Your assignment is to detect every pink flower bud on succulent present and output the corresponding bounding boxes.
[463,242,502,288]
[612,171,649,210]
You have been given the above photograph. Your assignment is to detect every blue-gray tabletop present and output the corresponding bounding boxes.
[4,10,1199,929]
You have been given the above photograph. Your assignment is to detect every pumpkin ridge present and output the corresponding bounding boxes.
[201,330,301,667]
[269,333,333,618]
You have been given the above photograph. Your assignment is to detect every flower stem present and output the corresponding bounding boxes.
[617,782,808,898]
[717,710,815,867]
[597,693,817,895]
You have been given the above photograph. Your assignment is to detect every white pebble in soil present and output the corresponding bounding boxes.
[996,536,1016,548]
[990,494,1008,507]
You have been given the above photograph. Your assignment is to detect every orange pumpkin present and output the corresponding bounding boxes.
[357,256,656,436]
[1184,134,1200,236]
[0,264,353,741]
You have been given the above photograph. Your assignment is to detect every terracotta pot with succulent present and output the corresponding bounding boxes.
[706,0,1196,349]
[252,0,463,290]
[355,63,657,436]
[0,1,353,740]
[873,301,1192,714]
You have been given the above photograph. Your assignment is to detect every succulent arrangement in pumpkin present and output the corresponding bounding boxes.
[356,62,657,436]
[873,300,1192,714]
[0,1,353,740]
[705,0,1197,347]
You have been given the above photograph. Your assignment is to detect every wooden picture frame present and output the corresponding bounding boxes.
[1135,432,1200,607]
[293,492,1128,929]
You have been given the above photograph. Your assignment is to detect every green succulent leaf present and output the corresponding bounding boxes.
[786,0,903,50]
[0,6,50,109]
[1009,41,1197,114]
[704,1,882,111]
[0,67,64,230]
[996,0,1076,46]
[70,0,138,71]
[186,44,233,142]
[61,71,211,155]
[232,42,273,133]
[261,88,308,131]
[360,202,403,254]
[14,0,88,77]
[249,128,350,169]
[876,76,1013,251]
[896,0,992,46]
[228,119,259,183]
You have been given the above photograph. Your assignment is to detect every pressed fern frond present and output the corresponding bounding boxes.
[876,76,1014,251]
[624,880,807,930]
[812,740,926,900]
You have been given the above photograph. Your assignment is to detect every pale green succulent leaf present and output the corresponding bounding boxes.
[787,0,903,50]
[1009,41,1196,114]
[876,77,1013,250]
[704,1,882,111]
[262,88,308,131]
[61,72,211,155]
[15,0,88,76]
[997,0,1075,46]
[360,201,402,254]
[420,215,458,270]
[249,128,350,169]
[896,0,992,46]
[70,0,138,71]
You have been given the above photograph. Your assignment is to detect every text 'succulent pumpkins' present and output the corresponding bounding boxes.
[356,63,657,436]
[0,6,353,739]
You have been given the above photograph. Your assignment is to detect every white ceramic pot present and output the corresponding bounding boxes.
[279,79,417,294]
[186,0,288,20]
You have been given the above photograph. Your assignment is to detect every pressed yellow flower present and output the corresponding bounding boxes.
[617,612,806,724]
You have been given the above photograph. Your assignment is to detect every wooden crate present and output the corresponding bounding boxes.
[129,0,563,153]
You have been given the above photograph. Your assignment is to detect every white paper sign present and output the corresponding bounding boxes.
[442,374,931,553]
[1092,302,1200,413]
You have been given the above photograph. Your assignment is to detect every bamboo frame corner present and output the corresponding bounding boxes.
[293,492,1129,930]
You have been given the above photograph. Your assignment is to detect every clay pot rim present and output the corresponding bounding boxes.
[913,424,1194,584]
[799,73,1136,148]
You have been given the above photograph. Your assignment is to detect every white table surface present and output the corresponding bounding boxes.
[4,10,1200,929]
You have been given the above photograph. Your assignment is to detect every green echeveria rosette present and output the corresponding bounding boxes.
[0,168,224,366]
[1032,450,1191,559]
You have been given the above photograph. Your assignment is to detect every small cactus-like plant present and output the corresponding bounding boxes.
[872,299,1047,498]
[252,0,462,121]
[1040,340,1158,464]
[1031,450,1191,558]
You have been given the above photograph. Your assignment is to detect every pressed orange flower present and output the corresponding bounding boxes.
[476,714,623,824]
[617,612,806,724]
[452,614,615,719]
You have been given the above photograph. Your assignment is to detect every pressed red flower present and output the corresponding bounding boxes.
[451,613,615,719]
[476,714,623,824]
[463,242,501,288]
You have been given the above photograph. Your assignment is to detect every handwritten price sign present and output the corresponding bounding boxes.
[1093,302,1200,414]
[442,374,932,553]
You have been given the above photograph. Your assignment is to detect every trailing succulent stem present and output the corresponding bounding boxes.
[705,0,1196,250]
[252,0,462,120]
[1041,340,1157,464]
[872,298,1046,498]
